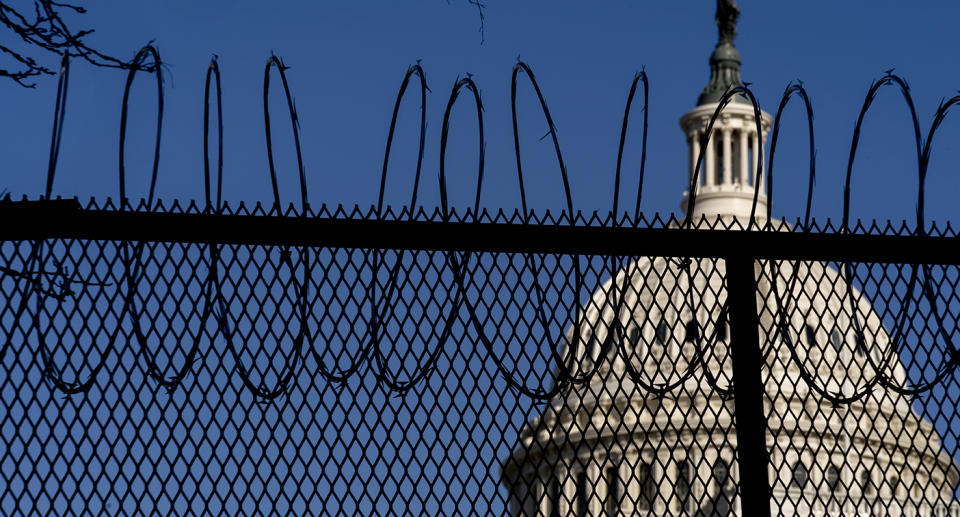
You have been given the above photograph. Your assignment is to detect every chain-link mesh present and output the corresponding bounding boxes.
[2,199,959,515]
[757,258,960,516]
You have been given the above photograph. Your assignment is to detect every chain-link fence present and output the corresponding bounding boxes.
[1,198,958,515]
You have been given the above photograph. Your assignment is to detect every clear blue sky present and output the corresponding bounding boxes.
[3,1,960,226]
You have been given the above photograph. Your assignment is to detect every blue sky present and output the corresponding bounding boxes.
[3,1,960,226]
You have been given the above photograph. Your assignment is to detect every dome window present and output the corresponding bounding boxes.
[655,320,669,346]
[638,463,656,510]
[685,320,699,343]
[830,328,843,351]
[713,459,735,497]
[791,461,807,489]
[605,466,620,516]
[677,460,692,512]
[549,476,560,517]
[576,470,588,516]
[826,465,840,491]
[804,324,816,347]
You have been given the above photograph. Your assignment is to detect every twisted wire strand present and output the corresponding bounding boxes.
[212,55,310,400]
[759,82,881,404]
[766,75,960,404]
[617,86,764,397]
[682,86,832,396]
[747,79,889,404]
[761,82,878,404]
[635,85,762,395]
[600,71,642,394]
[452,75,572,400]
[45,52,70,200]
[509,61,592,389]
[199,55,228,390]
[757,82,816,367]
[605,74,733,398]
[20,52,72,371]
[606,71,661,396]
[28,53,129,395]
[364,76,480,394]
[15,52,960,402]
[905,95,960,395]
[309,66,429,386]
[361,66,434,391]
[875,90,960,396]
[118,45,217,392]
[445,66,655,400]
[312,66,429,386]
[203,56,224,213]
[28,52,119,393]
[840,74,956,399]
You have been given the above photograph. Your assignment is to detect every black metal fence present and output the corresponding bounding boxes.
[1,198,960,516]
[6,44,960,516]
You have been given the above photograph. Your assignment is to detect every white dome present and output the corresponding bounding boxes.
[503,251,960,516]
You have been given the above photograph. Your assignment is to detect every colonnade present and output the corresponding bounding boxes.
[509,447,738,516]
[687,127,762,191]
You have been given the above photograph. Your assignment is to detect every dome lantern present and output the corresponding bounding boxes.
[698,0,748,106]
[680,0,772,221]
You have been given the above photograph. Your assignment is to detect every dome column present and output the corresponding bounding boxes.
[722,128,733,186]
[679,104,771,220]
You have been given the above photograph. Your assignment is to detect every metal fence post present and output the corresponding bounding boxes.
[725,255,772,517]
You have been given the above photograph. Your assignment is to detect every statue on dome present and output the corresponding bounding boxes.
[716,0,739,45]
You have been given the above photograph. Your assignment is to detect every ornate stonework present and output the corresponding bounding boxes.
[679,101,771,220]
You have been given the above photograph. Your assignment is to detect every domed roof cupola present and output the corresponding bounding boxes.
[680,0,772,221]
[698,0,748,106]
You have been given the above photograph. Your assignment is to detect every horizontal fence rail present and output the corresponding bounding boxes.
[2,199,960,515]
[3,199,960,263]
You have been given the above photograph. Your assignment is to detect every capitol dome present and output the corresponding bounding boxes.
[501,3,959,515]
[502,252,959,516]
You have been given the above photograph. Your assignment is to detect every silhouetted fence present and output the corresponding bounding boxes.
[4,46,960,516]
